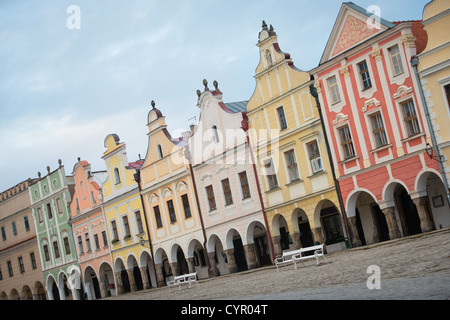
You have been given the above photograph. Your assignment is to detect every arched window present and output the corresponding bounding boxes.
[212,125,220,143]
[157,144,163,159]
[114,168,121,185]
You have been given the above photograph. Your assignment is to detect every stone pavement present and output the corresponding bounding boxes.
[104,228,450,300]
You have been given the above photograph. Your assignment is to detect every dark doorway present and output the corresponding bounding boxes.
[176,247,189,275]
[298,219,314,248]
[92,276,102,299]
[133,266,143,291]
[397,187,421,235]
[52,282,60,300]
[232,238,248,272]
[373,205,389,242]
[355,209,367,246]
[254,235,271,266]
[121,269,131,293]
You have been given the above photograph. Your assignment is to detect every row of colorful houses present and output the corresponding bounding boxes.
[1,0,449,300]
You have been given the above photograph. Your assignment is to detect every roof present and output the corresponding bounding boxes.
[344,2,395,28]
[224,100,248,113]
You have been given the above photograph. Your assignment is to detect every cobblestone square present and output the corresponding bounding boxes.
[104,228,450,300]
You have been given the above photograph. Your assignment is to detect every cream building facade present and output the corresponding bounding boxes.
[139,102,208,286]
[188,80,273,276]
[416,0,450,219]
[247,22,347,256]
[101,134,156,295]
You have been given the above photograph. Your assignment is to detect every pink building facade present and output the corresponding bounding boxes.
[310,3,447,247]
[69,159,114,299]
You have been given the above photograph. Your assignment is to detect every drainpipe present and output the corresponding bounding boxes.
[411,55,450,207]
[186,143,212,277]
[309,81,353,249]
[243,114,276,263]
[133,170,158,287]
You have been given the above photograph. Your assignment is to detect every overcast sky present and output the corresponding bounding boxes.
[0,0,429,192]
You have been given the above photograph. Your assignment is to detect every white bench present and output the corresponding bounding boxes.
[274,249,302,271]
[294,244,328,266]
[167,272,198,291]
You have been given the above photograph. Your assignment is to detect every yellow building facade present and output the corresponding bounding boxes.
[247,22,347,256]
[139,102,207,287]
[101,134,156,295]
[416,0,450,217]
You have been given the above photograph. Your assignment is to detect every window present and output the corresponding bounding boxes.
[154,205,163,228]
[338,125,356,159]
[102,231,108,247]
[307,141,323,173]
[370,112,388,147]
[85,233,91,252]
[111,220,119,241]
[122,216,131,237]
[30,252,37,269]
[264,159,278,190]
[94,234,100,250]
[157,144,163,159]
[212,126,220,143]
[24,216,30,231]
[91,191,97,205]
[285,150,300,182]
[167,200,177,223]
[46,203,53,219]
[277,107,287,130]
[388,45,404,76]
[181,194,191,218]
[78,236,84,254]
[53,241,60,259]
[114,168,121,185]
[238,171,251,199]
[18,257,25,273]
[1,226,6,241]
[135,211,144,234]
[12,222,17,236]
[43,244,50,261]
[63,237,71,255]
[401,99,420,136]
[327,76,341,104]
[222,178,233,206]
[358,60,372,90]
[445,84,450,109]
[7,261,13,277]
[205,185,217,211]
[56,197,63,214]
[37,208,43,223]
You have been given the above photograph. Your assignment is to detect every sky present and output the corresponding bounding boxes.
[0,0,430,192]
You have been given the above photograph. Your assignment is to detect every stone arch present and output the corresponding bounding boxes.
[225,228,248,273]
[21,285,33,300]
[126,254,143,291]
[0,291,7,300]
[139,250,157,289]
[187,238,208,278]
[46,274,59,300]
[98,261,115,297]
[292,208,314,248]
[245,219,272,268]
[33,281,46,300]
[84,265,101,300]
[206,233,227,277]
[314,199,345,247]
[10,288,20,300]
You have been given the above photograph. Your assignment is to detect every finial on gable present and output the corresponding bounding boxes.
[203,79,209,91]
[151,100,156,109]
[213,80,218,91]
[262,20,268,30]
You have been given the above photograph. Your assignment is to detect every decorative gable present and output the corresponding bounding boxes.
[332,14,379,57]
[319,2,394,64]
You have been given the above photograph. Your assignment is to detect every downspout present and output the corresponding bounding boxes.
[186,143,212,277]
[133,170,158,287]
[242,114,276,263]
[411,55,450,207]
[309,81,353,249]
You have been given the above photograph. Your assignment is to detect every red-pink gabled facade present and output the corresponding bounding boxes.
[69,159,114,299]
[310,2,448,247]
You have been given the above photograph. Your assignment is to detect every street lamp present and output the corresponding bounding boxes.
[425,143,444,163]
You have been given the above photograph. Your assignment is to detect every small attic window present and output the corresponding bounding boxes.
[114,168,121,185]
[212,126,220,143]
[157,144,163,159]
[265,49,273,68]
